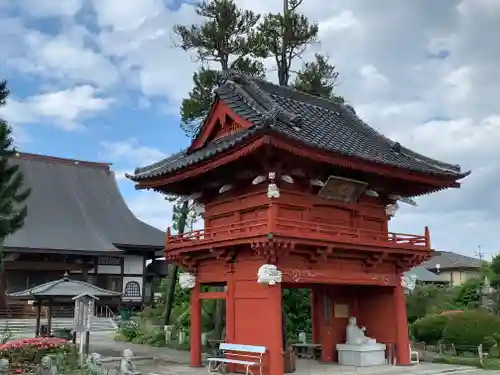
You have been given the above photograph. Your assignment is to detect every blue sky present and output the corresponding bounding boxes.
[0,0,499,258]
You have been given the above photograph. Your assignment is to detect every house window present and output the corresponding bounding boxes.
[98,257,121,266]
[124,281,141,297]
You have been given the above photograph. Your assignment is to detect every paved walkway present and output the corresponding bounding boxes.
[88,333,500,375]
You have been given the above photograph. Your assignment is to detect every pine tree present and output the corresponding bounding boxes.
[174,0,266,137]
[292,53,345,104]
[257,0,318,86]
[0,80,31,309]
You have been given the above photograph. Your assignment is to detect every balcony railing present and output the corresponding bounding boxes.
[165,217,430,251]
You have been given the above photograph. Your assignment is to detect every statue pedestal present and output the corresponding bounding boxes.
[336,343,387,367]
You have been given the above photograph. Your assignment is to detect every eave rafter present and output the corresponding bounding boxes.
[135,131,463,194]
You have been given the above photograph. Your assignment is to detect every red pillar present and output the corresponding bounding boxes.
[190,283,202,367]
[225,275,236,373]
[394,282,410,365]
[267,285,284,375]
[320,286,334,362]
[311,287,320,344]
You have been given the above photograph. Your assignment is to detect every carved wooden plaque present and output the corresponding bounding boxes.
[334,303,349,318]
[317,176,368,203]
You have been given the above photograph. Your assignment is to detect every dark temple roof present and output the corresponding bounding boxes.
[5,153,164,254]
[130,71,470,182]
[421,251,483,271]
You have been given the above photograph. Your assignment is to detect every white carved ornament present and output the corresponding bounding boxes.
[401,275,417,291]
[385,203,399,218]
[257,264,283,286]
[179,272,196,290]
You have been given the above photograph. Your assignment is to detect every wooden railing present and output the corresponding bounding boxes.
[274,218,428,247]
[166,216,430,250]
[166,218,268,244]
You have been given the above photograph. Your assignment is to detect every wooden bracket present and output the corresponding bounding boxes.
[364,252,387,270]
[251,239,292,264]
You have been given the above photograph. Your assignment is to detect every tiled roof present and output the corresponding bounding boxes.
[129,71,470,181]
[404,266,447,283]
[5,153,164,253]
[421,251,483,270]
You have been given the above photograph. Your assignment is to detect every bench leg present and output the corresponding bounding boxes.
[245,365,254,375]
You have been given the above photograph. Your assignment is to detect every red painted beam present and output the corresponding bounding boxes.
[199,291,226,300]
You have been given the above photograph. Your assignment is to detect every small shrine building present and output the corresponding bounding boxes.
[128,72,469,374]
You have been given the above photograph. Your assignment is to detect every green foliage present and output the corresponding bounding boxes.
[174,0,266,136]
[442,311,500,348]
[257,0,318,86]
[119,320,140,341]
[283,289,311,339]
[292,53,344,104]
[406,284,461,323]
[411,314,449,344]
[0,337,77,374]
[0,80,31,242]
[454,277,483,308]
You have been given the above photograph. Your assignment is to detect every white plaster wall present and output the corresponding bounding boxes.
[124,256,144,275]
[122,276,143,301]
[97,265,121,274]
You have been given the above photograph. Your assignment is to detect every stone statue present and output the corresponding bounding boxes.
[36,356,58,375]
[120,349,141,375]
[179,272,196,290]
[86,353,104,375]
[0,359,9,375]
[257,264,282,285]
[345,317,376,345]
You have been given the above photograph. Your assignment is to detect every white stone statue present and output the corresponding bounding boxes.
[179,272,196,289]
[401,275,417,291]
[385,203,399,218]
[346,317,376,345]
[120,349,141,375]
[257,264,282,285]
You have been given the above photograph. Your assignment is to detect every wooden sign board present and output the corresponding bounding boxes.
[317,176,368,203]
[334,304,349,318]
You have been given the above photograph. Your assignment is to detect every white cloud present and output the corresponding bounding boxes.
[0,86,114,131]
[1,0,500,256]
[126,192,173,231]
[18,0,85,17]
[100,139,167,167]
[6,26,119,89]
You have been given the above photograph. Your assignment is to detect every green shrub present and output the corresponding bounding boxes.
[442,311,500,349]
[411,314,450,344]
[119,320,140,341]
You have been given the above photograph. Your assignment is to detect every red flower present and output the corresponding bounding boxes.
[14,368,22,374]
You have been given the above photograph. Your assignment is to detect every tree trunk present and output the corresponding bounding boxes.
[163,201,189,326]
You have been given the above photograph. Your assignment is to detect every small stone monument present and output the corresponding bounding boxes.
[178,330,186,345]
[298,332,306,344]
[120,349,141,375]
[36,356,59,375]
[0,359,9,375]
[86,353,104,375]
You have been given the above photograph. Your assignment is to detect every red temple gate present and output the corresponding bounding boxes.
[128,71,469,375]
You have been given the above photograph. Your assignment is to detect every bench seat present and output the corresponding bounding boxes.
[207,357,258,366]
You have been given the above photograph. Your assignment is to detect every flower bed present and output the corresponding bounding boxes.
[0,337,77,374]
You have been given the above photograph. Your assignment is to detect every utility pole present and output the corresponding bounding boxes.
[476,245,485,261]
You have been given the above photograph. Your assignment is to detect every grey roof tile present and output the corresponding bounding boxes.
[421,251,483,270]
[5,153,164,253]
[405,266,446,283]
[129,72,469,181]
[8,274,121,299]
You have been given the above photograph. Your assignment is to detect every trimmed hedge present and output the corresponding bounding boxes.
[411,314,450,344]
[442,310,500,348]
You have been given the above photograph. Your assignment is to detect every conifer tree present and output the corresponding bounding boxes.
[174,0,266,137]
[0,80,31,309]
[292,53,345,103]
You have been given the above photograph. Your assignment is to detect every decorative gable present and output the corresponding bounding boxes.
[188,100,252,152]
